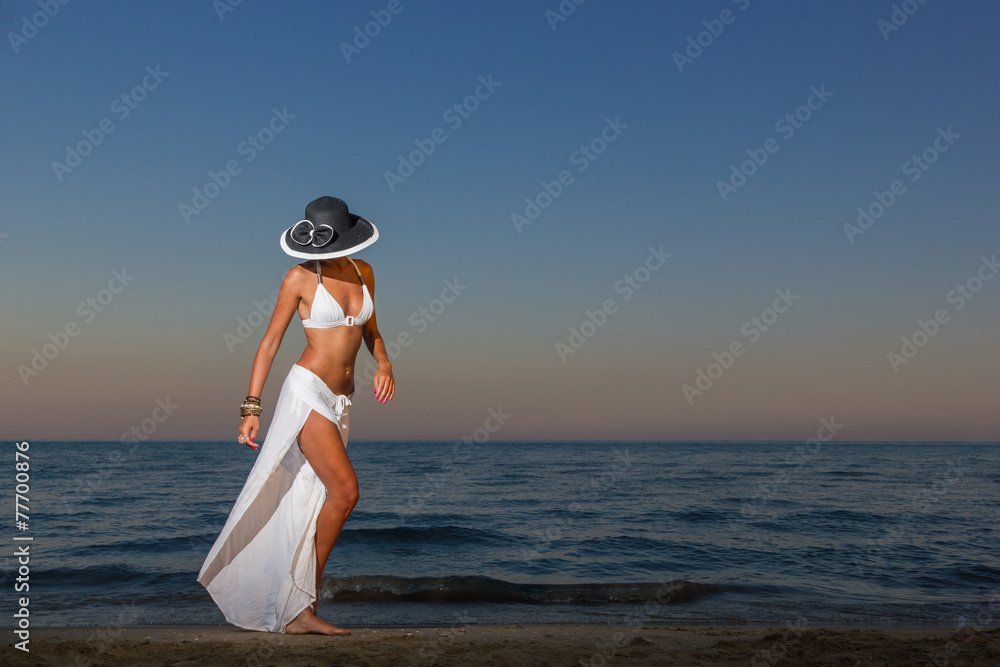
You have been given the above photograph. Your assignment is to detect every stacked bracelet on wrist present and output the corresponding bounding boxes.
[240,395,262,418]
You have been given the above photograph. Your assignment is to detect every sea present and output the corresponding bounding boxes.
[3,440,998,629]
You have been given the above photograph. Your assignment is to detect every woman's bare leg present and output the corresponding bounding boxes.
[284,409,359,635]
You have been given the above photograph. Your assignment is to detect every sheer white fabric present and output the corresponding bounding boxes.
[198,364,351,633]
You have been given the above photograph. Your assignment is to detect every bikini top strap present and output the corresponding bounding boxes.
[314,260,322,283]
[346,257,367,290]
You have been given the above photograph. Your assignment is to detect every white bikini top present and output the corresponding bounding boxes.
[302,257,374,329]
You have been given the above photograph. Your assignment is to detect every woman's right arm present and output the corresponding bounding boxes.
[239,267,303,449]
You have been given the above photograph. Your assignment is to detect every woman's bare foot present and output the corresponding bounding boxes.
[285,607,350,635]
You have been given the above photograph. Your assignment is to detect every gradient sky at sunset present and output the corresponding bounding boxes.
[2,0,998,441]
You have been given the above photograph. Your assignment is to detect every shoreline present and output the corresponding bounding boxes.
[6,624,999,666]
[5,620,994,630]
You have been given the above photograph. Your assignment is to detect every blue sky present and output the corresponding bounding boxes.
[2,0,998,441]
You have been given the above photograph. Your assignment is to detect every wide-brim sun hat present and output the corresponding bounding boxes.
[279,196,379,259]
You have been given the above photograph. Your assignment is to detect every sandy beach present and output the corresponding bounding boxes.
[6,624,999,666]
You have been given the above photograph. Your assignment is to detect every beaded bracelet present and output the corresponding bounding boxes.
[240,395,262,418]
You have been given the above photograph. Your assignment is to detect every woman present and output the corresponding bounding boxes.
[198,196,394,635]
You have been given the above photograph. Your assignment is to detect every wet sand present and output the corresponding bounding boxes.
[5,624,1000,666]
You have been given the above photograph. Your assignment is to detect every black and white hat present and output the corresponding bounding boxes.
[279,196,379,259]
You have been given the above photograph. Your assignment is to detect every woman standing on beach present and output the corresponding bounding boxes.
[198,196,395,635]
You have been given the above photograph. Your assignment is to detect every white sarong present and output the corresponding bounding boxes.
[198,364,352,633]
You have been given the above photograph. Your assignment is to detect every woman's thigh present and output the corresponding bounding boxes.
[297,410,358,497]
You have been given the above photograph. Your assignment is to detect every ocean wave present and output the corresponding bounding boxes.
[32,564,191,589]
[338,524,507,546]
[319,575,728,605]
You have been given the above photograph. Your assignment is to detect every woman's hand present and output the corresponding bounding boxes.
[239,415,260,450]
[374,364,394,404]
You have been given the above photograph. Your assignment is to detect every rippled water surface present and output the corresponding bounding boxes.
[4,440,998,628]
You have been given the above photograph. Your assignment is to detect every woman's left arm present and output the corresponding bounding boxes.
[358,260,394,403]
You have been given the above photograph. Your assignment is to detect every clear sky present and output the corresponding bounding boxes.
[2,0,998,442]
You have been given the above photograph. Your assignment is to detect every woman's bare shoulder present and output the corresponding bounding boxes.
[352,258,375,280]
[280,263,314,291]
